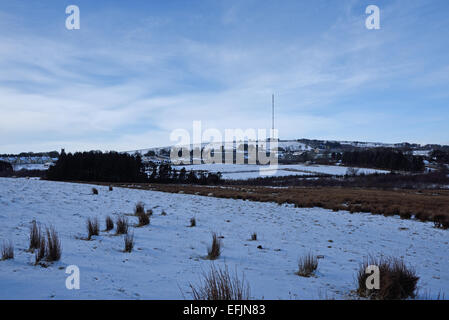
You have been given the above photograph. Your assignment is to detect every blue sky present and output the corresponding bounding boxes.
[0,0,448,153]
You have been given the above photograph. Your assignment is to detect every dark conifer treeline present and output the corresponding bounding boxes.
[341,148,424,172]
[147,163,222,185]
[431,150,449,163]
[46,151,223,184]
[47,151,148,182]
[0,160,13,173]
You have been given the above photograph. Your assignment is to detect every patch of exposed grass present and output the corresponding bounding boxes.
[116,216,128,235]
[296,253,318,277]
[137,211,150,227]
[105,216,114,231]
[357,256,419,300]
[190,264,250,300]
[124,232,134,253]
[134,202,145,216]
[87,217,99,240]
[206,233,222,260]
[1,240,14,260]
[29,220,42,251]
[45,226,61,262]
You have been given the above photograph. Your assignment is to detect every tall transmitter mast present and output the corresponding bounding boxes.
[271,93,274,132]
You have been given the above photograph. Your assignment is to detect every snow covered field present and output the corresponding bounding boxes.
[174,164,389,180]
[13,164,47,171]
[0,178,447,300]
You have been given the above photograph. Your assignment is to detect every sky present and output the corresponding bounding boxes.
[0,0,448,153]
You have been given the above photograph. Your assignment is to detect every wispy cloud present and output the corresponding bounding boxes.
[0,0,448,153]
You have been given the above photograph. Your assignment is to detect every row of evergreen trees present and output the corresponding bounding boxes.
[47,151,148,182]
[46,151,223,184]
[147,163,222,184]
[431,150,449,163]
[341,148,424,172]
[0,160,13,173]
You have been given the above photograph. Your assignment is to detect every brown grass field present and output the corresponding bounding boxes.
[85,181,449,227]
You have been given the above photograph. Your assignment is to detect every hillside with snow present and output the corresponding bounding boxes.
[0,178,447,299]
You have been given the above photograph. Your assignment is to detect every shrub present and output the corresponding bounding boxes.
[29,220,42,251]
[296,253,318,277]
[190,264,250,300]
[124,232,134,253]
[206,233,222,260]
[190,217,196,227]
[1,240,14,260]
[105,216,114,231]
[109,185,113,191]
[251,233,257,241]
[357,256,419,300]
[92,188,99,195]
[116,216,128,235]
[45,226,62,262]
[134,202,145,216]
[87,217,100,240]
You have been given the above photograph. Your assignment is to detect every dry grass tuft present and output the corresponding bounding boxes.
[116,216,128,235]
[137,211,150,227]
[296,253,318,277]
[250,232,257,241]
[105,216,114,231]
[206,233,222,260]
[357,256,419,300]
[124,232,134,252]
[92,187,99,195]
[109,185,113,191]
[190,217,196,227]
[1,240,14,260]
[45,226,62,262]
[34,237,46,265]
[29,220,42,251]
[87,217,99,240]
[190,264,250,300]
[134,202,145,216]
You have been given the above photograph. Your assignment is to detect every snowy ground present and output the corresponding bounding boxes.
[174,164,389,180]
[12,164,47,171]
[0,178,447,300]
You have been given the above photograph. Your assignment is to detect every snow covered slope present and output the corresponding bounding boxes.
[173,164,389,180]
[0,178,447,299]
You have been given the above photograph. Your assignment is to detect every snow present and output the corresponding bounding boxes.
[413,150,432,156]
[0,178,447,300]
[13,164,48,171]
[174,164,389,180]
